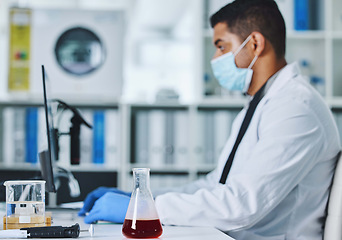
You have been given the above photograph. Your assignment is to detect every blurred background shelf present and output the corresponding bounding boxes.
[1,0,342,203]
[287,30,326,39]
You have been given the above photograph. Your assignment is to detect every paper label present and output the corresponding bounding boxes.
[19,215,31,223]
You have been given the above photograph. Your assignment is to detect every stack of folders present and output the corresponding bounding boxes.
[3,107,30,165]
[333,112,342,144]
[57,108,120,167]
[150,174,190,190]
[195,110,239,166]
[205,0,324,31]
[134,110,189,167]
[334,1,342,30]
[129,174,190,191]
[276,0,323,31]
[133,109,238,167]
[2,107,120,167]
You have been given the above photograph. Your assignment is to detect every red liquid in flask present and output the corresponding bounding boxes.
[122,219,163,238]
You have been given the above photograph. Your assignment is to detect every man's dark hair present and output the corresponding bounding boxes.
[210,0,286,58]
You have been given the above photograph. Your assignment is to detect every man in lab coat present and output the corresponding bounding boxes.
[79,0,341,239]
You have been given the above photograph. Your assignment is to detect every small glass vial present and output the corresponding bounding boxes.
[122,168,163,238]
[4,180,45,229]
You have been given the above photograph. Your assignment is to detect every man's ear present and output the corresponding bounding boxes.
[249,31,265,57]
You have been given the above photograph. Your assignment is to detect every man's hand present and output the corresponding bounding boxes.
[83,192,130,224]
[78,187,131,216]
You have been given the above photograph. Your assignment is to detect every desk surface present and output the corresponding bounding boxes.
[78,224,233,240]
[1,209,234,240]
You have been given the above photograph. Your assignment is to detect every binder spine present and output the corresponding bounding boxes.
[93,111,105,164]
[25,107,38,163]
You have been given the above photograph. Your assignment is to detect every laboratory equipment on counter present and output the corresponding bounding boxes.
[122,168,163,238]
[0,223,94,238]
[3,181,47,229]
[54,99,92,165]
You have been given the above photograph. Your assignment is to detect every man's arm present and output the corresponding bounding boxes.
[155,97,327,231]
[152,168,219,197]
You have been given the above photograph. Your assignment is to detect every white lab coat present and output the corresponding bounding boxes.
[154,62,341,240]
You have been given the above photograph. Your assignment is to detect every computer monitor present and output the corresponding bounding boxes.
[39,65,57,193]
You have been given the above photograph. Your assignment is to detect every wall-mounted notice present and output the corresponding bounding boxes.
[8,8,31,91]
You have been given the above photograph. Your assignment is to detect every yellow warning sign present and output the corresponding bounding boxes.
[8,8,31,91]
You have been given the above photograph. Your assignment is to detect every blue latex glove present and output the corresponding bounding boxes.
[84,192,130,224]
[78,187,131,216]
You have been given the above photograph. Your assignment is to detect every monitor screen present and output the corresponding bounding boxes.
[39,65,57,193]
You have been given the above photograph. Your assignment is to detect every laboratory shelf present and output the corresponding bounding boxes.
[327,98,342,109]
[0,163,41,171]
[204,29,327,40]
[129,163,190,173]
[195,162,216,170]
[287,30,326,39]
[58,163,119,172]
[198,96,247,108]
[0,162,119,172]
[128,102,190,110]
[0,98,43,107]
[56,97,120,109]
[0,96,120,109]
[127,164,216,175]
[332,31,342,39]
[1,0,342,196]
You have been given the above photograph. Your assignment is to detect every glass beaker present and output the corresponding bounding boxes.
[4,180,46,229]
[122,168,163,238]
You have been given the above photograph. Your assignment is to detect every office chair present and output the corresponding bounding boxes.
[324,154,342,240]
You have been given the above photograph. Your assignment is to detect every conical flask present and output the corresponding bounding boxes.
[122,168,163,238]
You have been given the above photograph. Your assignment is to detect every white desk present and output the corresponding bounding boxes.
[2,209,234,240]
[76,224,233,240]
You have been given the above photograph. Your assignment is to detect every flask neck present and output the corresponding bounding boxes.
[133,168,150,191]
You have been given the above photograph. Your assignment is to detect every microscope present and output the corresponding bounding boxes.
[54,100,92,165]
[47,99,92,207]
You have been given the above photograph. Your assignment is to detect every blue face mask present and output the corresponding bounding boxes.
[211,35,258,93]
